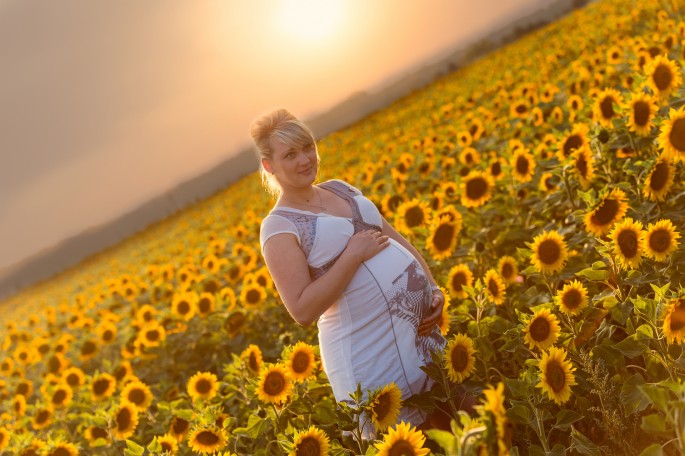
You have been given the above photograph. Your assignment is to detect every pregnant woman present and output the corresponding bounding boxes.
[251,108,446,435]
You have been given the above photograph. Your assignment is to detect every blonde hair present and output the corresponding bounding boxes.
[250,108,318,198]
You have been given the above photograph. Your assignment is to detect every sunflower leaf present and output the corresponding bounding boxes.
[575,267,608,282]
[638,444,664,456]
[569,427,602,456]
[553,410,583,429]
[124,440,145,456]
[640,413,670,436]
[620,373,650,414]
[612,334,646,358]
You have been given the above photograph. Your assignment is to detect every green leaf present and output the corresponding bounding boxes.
[620,373,650,414]
[507,404,532,425]
[640,414,670,436]
[612,335,647,358]
[504,378,530,400]
[575,267,608,281]
[425,429,457,455]
[569,427,601,456]
[174,409,195,422]
[549,443,567,456]
[649,282,670,300]
[124,440,145,456]
[639,384,670,412]
[553,410,583,428]
[638,444,664,456]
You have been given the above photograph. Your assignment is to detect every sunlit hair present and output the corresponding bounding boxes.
[250,108,318,198]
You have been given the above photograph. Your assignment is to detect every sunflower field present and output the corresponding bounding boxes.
[2,0,685,454]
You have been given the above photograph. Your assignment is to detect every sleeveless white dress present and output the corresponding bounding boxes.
[259,180,446,433]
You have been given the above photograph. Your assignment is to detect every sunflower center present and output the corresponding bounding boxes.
[515,103,528,114]
[66,373,80,387]
[650,162,670,191]
[465,177,488,199]
[246,289,261,304]
[590,197,619,226]
[48,356,61,374]
[52,389,67,405]
[103,330,114,342]
[373,393,392,421]
[93,379,112,395]
[172,418,189,434]
[488,278,500,298]
[81,341,97,356]
[291,352,311,374]
[36,409,50,424]
[617,229,639,258]
[129,388,146,405]
[670,300,685,331]
[388,439,417,456]
[450,345,469,372]
[576,153,588,178]
[196,430,220,445]
[529,317,551,342]
[52,448,71,456]
[249,352,259,372]
[295,436,321,456]
[633,101,650,126]
[116,407,131,430]
[405,206,425,228]
[264,371,286,396]
[91,426,108,439]
[177,301,190,315]
[516,155,529,175]
[670,118,685,152]
[562,289,582,310]
[433,224,456,251]
[563,135,582,158]
[600,96,615,119]
[195,378,212,395]
[649,229,671,253]
[451,273,467,292]
[653,63,673,91]
[388,195,403,212]
[199,297,211,313]
[490,161,502,176]
[537,239,561,265]
[501,262,513,279]
[546,360,567,392]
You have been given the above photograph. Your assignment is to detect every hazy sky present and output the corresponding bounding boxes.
[0,0,558,269]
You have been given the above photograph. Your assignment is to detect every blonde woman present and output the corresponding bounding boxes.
[251,108,446,435]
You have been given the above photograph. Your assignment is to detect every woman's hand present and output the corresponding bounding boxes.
[418,290,445,336]
[344,229,390,263]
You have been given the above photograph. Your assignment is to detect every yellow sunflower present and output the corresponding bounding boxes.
[460,171,494,208]
[626,92,658,136]
[555,280,589,316]
[112,401,140,440]
[0,427,9,451]
[394,198,432,236]
[483,269,506,305]
[479,382,510,455]
[240,344,263,375]
[511,148,536,183]
[488,157,507,181]
[644,54,683,100]
[445,264,473,301]
[593,88,623,128]
[136,321,166,348]
[289,426,331,456]
[643,158,675,202]
[644,219,681,261]
[523,309,561,351]
[257,364,292,405]
[425,215,461,261]
[530,230,569,275]
[662,297,685,344]
[444,333,476,384]
[188,426,227,454]
[49,383,73,409]
[84,425,110,446]
[657,105,685,162]
[610,218,645,270]
[459,147,481,166]
[368,382,403,431]
[583,188,629,236]
[121,380,153,411]
[374,421,430,456]
[538,172,558,194]
[155,433,179,454]
[32,407,53,430]
[16,379,33,398]
[44,442,79,456]
[97,321,118,345]
[571,145,594,189]
[171,291,198,321]
[240,282,267,309]
[197,292,216,317]
[536,346,577,405]
[91,373,117,401]
[11,394,26,417]
[187,372,219,402]
[497,256,518,284]
[286,341,317,382]
[169,416,191,441]
[556,123,590,161]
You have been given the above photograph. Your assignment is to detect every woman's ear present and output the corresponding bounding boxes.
[262,159,272,173]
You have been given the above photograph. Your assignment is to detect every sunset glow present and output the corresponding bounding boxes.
[276,0,346,42]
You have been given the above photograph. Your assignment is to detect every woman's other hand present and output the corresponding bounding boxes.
[344,229,390,263]
[418,291,444,336]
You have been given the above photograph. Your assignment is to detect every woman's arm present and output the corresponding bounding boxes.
[380,216,445,336]
[263,229,390,326]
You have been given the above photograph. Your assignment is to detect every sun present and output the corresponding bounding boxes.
[277,0,345,42]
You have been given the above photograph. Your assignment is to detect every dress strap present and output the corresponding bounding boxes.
[319,181,381,234]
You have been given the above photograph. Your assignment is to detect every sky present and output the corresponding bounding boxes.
[0,0,559,270]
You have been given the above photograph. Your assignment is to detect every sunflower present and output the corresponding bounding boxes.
[459,146,481,166]
[240,344,263,374]
[240,282,267,309]
[286,341,317,382]
[556,123,590,161]
[187,372,219,402]
[188,426,227,454]
[367,382,403,431]
[536,346,577,405]
[497,256,518,284]
[156,433,179,454]
[197,292,216,317]
[374,421,430,456]
[460,171,494,208]
[483,269,506,305]
[571,145,594,189]
[530,230,569,275]
[289,426,331,456]
[111,401,140,440]
[97,321,117,345]
[583,188,629,236]
[444,333,476,383]
[643,158,675,202]
[662,297,685,344]
[626,92,657,136]
[0,357,13,376]
[49,383,73,409]
[644,54,683,100]
[113,360,134,384]
[16,379,33,398]
[480,382,510,456]
[171,291,198,321]
[136,321,166,348]
[555,280,589,316]
[658,105,685,162]
[425,215,461,261]
[381,193,406,216]
[224,310,247,337]
[394,198,431,236]
[447,264,473,299]
[610,218,645,270]
[523,309,561,351]
[44,442,79,456]
[121,380,153,411]
[510,148,536,183]
[644,219,681,261]
[84,426,110,446]
[488,157,506,181]
[0,427,9,451]
[169,416,191,441]
[219,287,237,311]
[32,407,53,430]
[593,88,623,128]
[89,373,117,402]
[12,394,26,417]
[257,364,292,405]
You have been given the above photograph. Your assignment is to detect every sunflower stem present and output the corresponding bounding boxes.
[533,405,551,453]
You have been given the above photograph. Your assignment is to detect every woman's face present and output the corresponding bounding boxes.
[266,137,318,190]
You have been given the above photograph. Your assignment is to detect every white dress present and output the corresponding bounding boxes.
[259,179,445,433]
